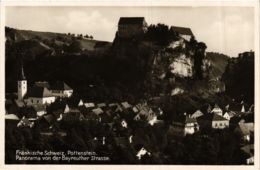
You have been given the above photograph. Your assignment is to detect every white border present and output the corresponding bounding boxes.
[0,0,259,170]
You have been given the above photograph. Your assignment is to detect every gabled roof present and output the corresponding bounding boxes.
[34,81,50,88]
[212,114,228,121]
[171,26,193,36]
[118,17,145,25]
[84,102,95,108]
[92,108,104,115]
[97,103,106,108]
[26,86,52,98]
[199,113,228,122]
[121,102,132,109]
[191,110,204,118]
[50,81,72,91]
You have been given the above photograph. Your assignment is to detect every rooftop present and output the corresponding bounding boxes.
[26,86,53,98]
[171,26,193,36]
[118,17,145,25]
[50,81,72,91]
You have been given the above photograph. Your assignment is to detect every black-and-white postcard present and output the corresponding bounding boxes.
[0,0,259,169]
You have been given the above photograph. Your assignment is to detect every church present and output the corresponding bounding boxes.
[17,63,73,106]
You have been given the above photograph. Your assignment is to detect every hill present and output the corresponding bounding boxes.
[206,52,229,79]
[5,27,112,60]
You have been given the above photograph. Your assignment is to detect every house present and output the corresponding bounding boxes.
[211,104,223,116]
[84,102,95,108]
[78,99,84,106]
[49,81,73,98]
[134,102,156,122]
[121,101,132,110]
[63,109,84,122]
[84,112,100,122]
[136,147,151,160]
[191,110,204,119]
[97,103,107,108]
[170,26,194,41]
[118,17,148,38]
[169,113,199,136]
[92,108,104,116]
[234,122,254,142]
[223,111,236,120]
[25,86,56,106]
[198,113,229,129]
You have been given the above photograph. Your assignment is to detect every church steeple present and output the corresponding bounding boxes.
[18,60,26,80]
[17,60,27,100]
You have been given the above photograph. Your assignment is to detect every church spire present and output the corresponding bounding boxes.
[18,60,26,80]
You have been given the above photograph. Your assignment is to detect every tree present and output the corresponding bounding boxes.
[145,23,178,46]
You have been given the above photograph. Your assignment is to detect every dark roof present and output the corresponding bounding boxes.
[18,61,26,80]
[34,81,50,88]
[26,86,52,98]
[199,113,228,122]
[171,26,193,36]
[118,17,145,25]
[50,81,72,91]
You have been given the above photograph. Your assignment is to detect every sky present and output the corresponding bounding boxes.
[5,6,255,57]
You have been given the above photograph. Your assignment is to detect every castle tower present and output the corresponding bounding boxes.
[17,62,27,100]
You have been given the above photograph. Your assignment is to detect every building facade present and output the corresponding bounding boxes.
[118,17,148,38]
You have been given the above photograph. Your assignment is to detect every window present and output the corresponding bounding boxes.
[37,100,39,103]
[31,99,33,103]
[18,85,21,88]
[23,81,25,84]
[220,123,222,126]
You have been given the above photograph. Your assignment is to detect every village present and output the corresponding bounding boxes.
[5,17,254,164]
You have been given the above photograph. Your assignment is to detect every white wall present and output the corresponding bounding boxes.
[18,80,27,100]
[212,120,229,129]
[50,90,73,98]
[26,96,55,106]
